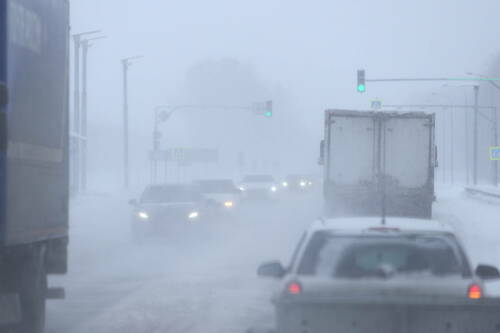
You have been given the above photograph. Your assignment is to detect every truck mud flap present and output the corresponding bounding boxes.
[278,303,500,333]
[46,287,65,300]
[0,293,21,327]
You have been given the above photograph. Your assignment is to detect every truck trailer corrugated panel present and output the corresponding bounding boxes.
[0,0,70,246]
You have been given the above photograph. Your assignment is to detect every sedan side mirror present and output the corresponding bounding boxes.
[128,199,138,206]
[476,264,500,280]
[257,261,286,279]
[0,82,8,107]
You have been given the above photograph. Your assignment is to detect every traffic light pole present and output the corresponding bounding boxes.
[148,102,272,184]
[473,86,479,185]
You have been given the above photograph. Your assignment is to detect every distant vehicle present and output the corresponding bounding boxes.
[129,184,207,239]
[193,179,242,212]
[282,174,313,191]
[257,217,500,333]
[0,1,70,332]
[320,110,436,218]
[239,174,279,200]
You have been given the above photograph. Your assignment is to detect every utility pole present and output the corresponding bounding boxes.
[494,106,499,186]
[442,111,446,184]
[72,35,82,195]
[81,40,88,191]
[450,106,455,184]
[473,85,479,186]
[121,56,143,189]
[491,86,498,187]
[464,93,470,185]
[81,35,105,192]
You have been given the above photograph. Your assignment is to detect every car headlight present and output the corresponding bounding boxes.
[239,186,246,192]
[308,181,313,186]
[188,211,199,219]
[270,186,277,192]
[137,211,149,220]
[224,201,234,208]
[300,181,307,187]
[282,182,288,187]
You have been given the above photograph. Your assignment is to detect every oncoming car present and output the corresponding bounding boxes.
[256,217,500,333]
[129,184,206,239]
[239,174,279,200]
[281,174,312,191]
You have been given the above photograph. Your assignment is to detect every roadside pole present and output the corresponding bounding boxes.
[450,106,455,185]
[72,35,81,194]
[122,60,129,189]
[80,36,104,192]
[473,85,479,185]
[494,106,499,186]
[121,55,143,189]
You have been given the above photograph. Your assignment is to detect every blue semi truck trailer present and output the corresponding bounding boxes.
[0,1,70,332]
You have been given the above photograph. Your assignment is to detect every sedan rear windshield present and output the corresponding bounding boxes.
[297,232,469,278]
[141,186,202,203]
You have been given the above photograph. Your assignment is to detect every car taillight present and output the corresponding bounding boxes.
[468,284,482,299]
[287,281,302,295]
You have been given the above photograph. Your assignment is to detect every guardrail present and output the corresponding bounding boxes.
[465,187,500,199]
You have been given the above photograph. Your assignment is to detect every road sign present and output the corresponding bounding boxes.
[490,147,500,160]
[371,100,382,110]
[150,148,218,164]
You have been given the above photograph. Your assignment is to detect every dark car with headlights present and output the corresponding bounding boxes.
[256,217,500,333]
[193,179,242,214]
[129,184,207,239]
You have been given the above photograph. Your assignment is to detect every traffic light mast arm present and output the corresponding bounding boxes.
[365,77,500,82]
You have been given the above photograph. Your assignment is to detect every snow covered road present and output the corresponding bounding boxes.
[45,187,500,333]
[46,192,321,333]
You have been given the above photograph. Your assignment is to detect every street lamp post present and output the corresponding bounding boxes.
[467,72,500,186]
[71,30,101,194]
[121,55,143,189]
[80,36,105,192]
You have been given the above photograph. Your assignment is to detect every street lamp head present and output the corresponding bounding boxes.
[73,30,102,40]
[122,55,144,67]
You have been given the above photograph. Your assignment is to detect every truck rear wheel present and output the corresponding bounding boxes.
[12,250,47,333]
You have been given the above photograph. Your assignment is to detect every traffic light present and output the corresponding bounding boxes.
[357,69,366,93]
[264,100,273,117]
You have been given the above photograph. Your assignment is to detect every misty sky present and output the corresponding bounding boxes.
[70,0,500,190]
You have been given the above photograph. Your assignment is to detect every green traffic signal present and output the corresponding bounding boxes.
[357,69,366,93]
[265,100,273,118]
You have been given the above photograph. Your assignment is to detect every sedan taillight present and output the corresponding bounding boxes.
[287,281,302,295]
[468,284,482,299]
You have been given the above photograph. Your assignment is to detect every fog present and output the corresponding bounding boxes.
[69,0,500,190]
[43,1,500,332]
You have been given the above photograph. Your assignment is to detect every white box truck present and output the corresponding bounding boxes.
[320,110,437,219]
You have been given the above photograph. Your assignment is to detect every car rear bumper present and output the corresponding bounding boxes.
[275,300,500,333]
